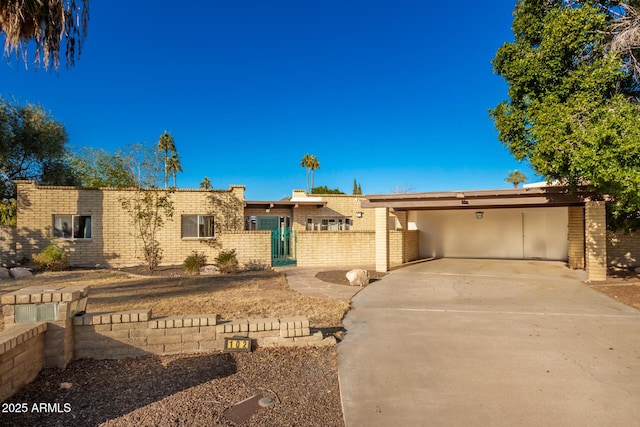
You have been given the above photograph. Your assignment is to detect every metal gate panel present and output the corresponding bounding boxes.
[271,228,296,266]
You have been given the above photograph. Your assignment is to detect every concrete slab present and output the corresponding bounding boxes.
[339,259,640,426]
[277,266,373,301]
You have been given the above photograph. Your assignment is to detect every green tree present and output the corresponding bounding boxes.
[491,1,640,225]
[67,147,137,188]
[311,185,344,194]
[505,170,528,188]
[119,142,174,273]
[300,153,311,192]
[308,155,320,190]
[121,187,174,273]
[200,176,212,190]
[166,152,182,188]
[0,0,90,70]
[0,97,77,199]
[353,178,363,195]
[157,131,176,188]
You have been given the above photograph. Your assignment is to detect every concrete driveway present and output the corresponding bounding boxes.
[338,259,640,427]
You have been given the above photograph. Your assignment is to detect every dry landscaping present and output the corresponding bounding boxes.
[1,265,639,426]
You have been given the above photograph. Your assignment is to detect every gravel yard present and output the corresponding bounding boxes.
[1,346,343,427]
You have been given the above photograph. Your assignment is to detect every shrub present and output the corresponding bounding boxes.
[183,251,207,275]
[32,243,69,271]
[215,249,238,274]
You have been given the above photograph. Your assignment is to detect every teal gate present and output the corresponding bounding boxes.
[271,227,296,266]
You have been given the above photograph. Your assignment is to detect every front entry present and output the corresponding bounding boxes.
[253,215,297,266]
[271,227,297,266]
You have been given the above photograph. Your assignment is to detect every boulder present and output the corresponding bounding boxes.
[200,265,220,275]
[9,267,32,279]
[0,267,10,280]
[346,269,370,287]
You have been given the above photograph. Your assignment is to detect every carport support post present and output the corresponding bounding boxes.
[375,207,389,272]
[585,201,607,281]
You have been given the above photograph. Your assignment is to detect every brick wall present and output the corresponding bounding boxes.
[0,226,16,266]
[0,323,47,402]
[15,181,255,267]
[389,230,421,267]
[73,310,330,360]
[607,230,640,267]
[296,231,375,267]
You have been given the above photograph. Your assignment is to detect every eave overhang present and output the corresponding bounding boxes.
[361,186,598,211]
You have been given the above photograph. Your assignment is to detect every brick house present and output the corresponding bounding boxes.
[4,181,418,270]
[2,180,638,281]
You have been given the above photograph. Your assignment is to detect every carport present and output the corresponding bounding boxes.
[362,186,608,281]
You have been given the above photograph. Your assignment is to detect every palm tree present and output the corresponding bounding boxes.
[0,0,90,70]
[157,131,176,188]
[166,152,183,188]
[505,170,528,188]
[200,177,213,190]
[308,155,320,190]
[300,154,311,192]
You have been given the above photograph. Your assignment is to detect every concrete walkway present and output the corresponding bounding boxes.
[276,266,373,301]
[338,259,640,427]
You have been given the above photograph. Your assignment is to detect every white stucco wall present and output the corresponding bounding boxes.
[409,207,569,261]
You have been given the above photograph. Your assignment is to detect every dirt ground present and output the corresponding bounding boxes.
[587,267,640,311]
[0,268,350,331]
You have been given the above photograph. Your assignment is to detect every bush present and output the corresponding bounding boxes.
[32,243,69,271]
[215,249,238,274]
[183,251,207,275]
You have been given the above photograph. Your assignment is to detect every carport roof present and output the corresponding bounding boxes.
[362,186,598,210]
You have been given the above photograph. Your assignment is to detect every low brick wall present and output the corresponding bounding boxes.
[0,323,47,402]
[607,230,640,268]
[297,231,375,267]
[73,310,330,360]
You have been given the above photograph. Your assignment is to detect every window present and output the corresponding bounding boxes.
[182,215,214,238]
[307,217,352,231]
[53,215,92,239]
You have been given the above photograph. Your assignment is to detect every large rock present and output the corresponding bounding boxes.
[9,267,32,279]
[346,269,370,287]
[0,267,10,280]
[200,265,220,275]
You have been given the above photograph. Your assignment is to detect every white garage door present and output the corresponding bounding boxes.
[409,207,568,261]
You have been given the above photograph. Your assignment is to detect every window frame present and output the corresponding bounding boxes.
[307,217,352,231]
[181,214,215,239]
[52,214,93,240]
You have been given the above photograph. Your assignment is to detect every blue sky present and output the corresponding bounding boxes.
[0,1,537,200]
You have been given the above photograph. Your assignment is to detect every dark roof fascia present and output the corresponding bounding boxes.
[362,186,598,211]
[244,200,327,209]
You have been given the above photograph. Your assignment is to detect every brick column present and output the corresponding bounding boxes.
[375,207,389,272]
[1,286,89,369]
[585,201,607,281]
[567,206,585,269]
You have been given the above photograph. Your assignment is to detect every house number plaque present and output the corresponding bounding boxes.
[224,336,252,352]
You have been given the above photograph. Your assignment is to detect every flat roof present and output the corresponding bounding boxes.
[362,186,598,210]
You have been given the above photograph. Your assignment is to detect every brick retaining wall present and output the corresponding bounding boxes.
[0,323,47,402]
[73,310,329,360]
